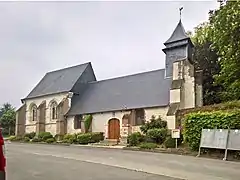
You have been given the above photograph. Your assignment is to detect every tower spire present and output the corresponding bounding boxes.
[179,7,183,21]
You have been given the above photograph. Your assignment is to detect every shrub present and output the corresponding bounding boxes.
[140,115,167,134]
[127,132,144,146]
[62,139,72,144]
[24,132,36,139]
[164,137,176,148]
[176,101,240,128]
[15,136,23,141]
[63,134,77,143]
[8,136,16,141]
[91,132,104,143]
[183,110,240,150]
[84,115,93,133]
[24,137,30,142]
[146,128,167,144]
[77,133,92,144]
[38,132,53,141]
[32,137,41,142]
[55,134,64,141]
[139,142,158,149]
[45,138,55,144]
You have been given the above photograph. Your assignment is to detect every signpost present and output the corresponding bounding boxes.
[171,129,180,149]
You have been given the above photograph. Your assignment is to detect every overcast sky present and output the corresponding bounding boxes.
[0,1,219,108]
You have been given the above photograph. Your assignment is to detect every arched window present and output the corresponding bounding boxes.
[30,104,37,121]
[74,115,83,129]
[135,108,145,125]
[50,101,58,120]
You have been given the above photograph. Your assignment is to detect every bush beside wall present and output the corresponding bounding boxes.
[183,110,240,150]
[176,100,240,128]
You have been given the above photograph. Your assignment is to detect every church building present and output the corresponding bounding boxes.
[15,19,203,142]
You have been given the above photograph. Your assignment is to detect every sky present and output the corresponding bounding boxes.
[0,1,219,108]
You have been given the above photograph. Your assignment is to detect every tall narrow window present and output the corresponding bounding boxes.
[50,101,58,120]
[30,104,37,121]
[135,108,145,125]
[74,115,82,129]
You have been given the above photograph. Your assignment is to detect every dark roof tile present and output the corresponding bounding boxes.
[164,20,189,44]
[25,62,90,99]
[68,69,171,115]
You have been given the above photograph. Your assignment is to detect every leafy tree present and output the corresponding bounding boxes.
[0,103,16,135]
[190,22,222,105]
[0,103,12,117]
[140,115,167,134]
[209,1,240,101]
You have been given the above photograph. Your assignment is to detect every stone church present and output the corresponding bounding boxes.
[15,19,203,142]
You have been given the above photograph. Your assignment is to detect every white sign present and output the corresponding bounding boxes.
[171,129,180,139]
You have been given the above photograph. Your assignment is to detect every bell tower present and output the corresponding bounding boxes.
[164,8,202,130]
[162,8,194,78]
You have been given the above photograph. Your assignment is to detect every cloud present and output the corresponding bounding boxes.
[0,1,219,107]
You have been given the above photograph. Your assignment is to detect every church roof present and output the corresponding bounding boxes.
[164,20,189,44]
[68,69,171,115]
[24,62,90,99]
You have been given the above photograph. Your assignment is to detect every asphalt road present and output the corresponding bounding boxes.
[5,143,240,180]
[6,143,180,180]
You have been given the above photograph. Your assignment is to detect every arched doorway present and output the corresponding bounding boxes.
[108,118,120,140]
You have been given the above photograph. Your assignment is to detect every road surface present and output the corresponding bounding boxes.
[5,143,240,180]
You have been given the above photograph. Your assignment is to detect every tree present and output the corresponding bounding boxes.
[0,103,12,117]
[0,103,16,135]
[190,22,222,105]
[209,1,240,101]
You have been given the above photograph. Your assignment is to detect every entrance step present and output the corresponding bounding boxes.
[96,139,119,146]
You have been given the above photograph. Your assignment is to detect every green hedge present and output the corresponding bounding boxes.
[127,132,144,146]
[176,100,240,128]
[140,115,167,134]
[77,133,92,144]
[91,132,104,142]
[183,110,240,151]
[146,128,167,144]
[84,115,93,133]
[24,132,36,139]
[139,142,158,149]
[38,132,53,141]
[164,137,176,148]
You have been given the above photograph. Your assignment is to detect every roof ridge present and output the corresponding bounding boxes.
[47,62,91,74]
[89,68,165,84]
[164,20,189,44]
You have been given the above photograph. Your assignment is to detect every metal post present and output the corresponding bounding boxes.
[175,138,178,149]
[197,128,203,157]
[223,127,230,161]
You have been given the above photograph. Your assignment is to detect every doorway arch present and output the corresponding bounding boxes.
[108,118,120,140]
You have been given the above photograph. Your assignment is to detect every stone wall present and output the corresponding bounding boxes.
[65,106,170,141]
[166,58,198,129]
[15,104,26,136]
[66,116,82,134]
[23,92,69,135]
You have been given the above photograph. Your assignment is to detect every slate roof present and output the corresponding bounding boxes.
[68,69,171,115]
[24,62,90,99]
[164,20,189,44]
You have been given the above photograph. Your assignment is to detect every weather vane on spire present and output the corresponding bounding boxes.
[179,7,183,20]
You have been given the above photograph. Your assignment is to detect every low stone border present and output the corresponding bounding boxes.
[123,146,198,156]
[7,141,71,146]
[70,144,125,149]
[9,141,240,161]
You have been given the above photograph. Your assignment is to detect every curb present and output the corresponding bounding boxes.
[8,141,125,149]
[70,144,125,149]
[122,147,197,156]
[8,141,71,146]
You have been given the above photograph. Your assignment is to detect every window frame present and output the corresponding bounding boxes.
[32,106,37,121]
[50,101,58,120]
[74,115,83,129]
[134,109,145,126]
